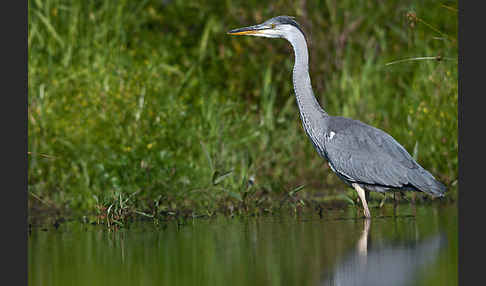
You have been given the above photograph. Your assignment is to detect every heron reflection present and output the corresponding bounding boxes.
[321,220,447,286]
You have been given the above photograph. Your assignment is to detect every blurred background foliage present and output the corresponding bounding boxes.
[28,0,457,217]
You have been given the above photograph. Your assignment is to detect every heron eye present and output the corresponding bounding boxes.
[271,24,276,29]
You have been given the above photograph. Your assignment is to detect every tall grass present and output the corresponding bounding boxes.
[28,0,458,218]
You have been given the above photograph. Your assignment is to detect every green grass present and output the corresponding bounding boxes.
[28,0,458,221]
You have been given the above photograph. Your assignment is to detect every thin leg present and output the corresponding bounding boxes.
[352,183,371,218]
[379,193,386,208]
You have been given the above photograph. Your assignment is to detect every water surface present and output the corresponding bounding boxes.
[29,203,457,286]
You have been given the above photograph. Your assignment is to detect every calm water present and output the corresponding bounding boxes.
[28,203,457,286]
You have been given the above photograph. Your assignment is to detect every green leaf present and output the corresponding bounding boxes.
[212,170,233,185]
[289,184,306,197]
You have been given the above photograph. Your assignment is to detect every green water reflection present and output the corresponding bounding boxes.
[28,203,457,286]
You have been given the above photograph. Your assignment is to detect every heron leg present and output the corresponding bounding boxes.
[379,194,386,208]
[352,183,371,218]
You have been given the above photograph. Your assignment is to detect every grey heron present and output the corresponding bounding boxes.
[227,16,446,218]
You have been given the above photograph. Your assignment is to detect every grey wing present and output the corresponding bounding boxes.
[323,118,418,188]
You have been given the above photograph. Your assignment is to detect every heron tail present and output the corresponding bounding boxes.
[407,167,447,197]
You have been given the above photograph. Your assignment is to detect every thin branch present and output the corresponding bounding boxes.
[385,55,455,66]
[416,17,452,40]
[440,4,458,13]
[29,191,53,207]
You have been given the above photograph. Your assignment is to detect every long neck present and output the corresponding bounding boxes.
[286,30,328,135]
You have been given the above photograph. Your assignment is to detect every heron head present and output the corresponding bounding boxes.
[227,16,305,40]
